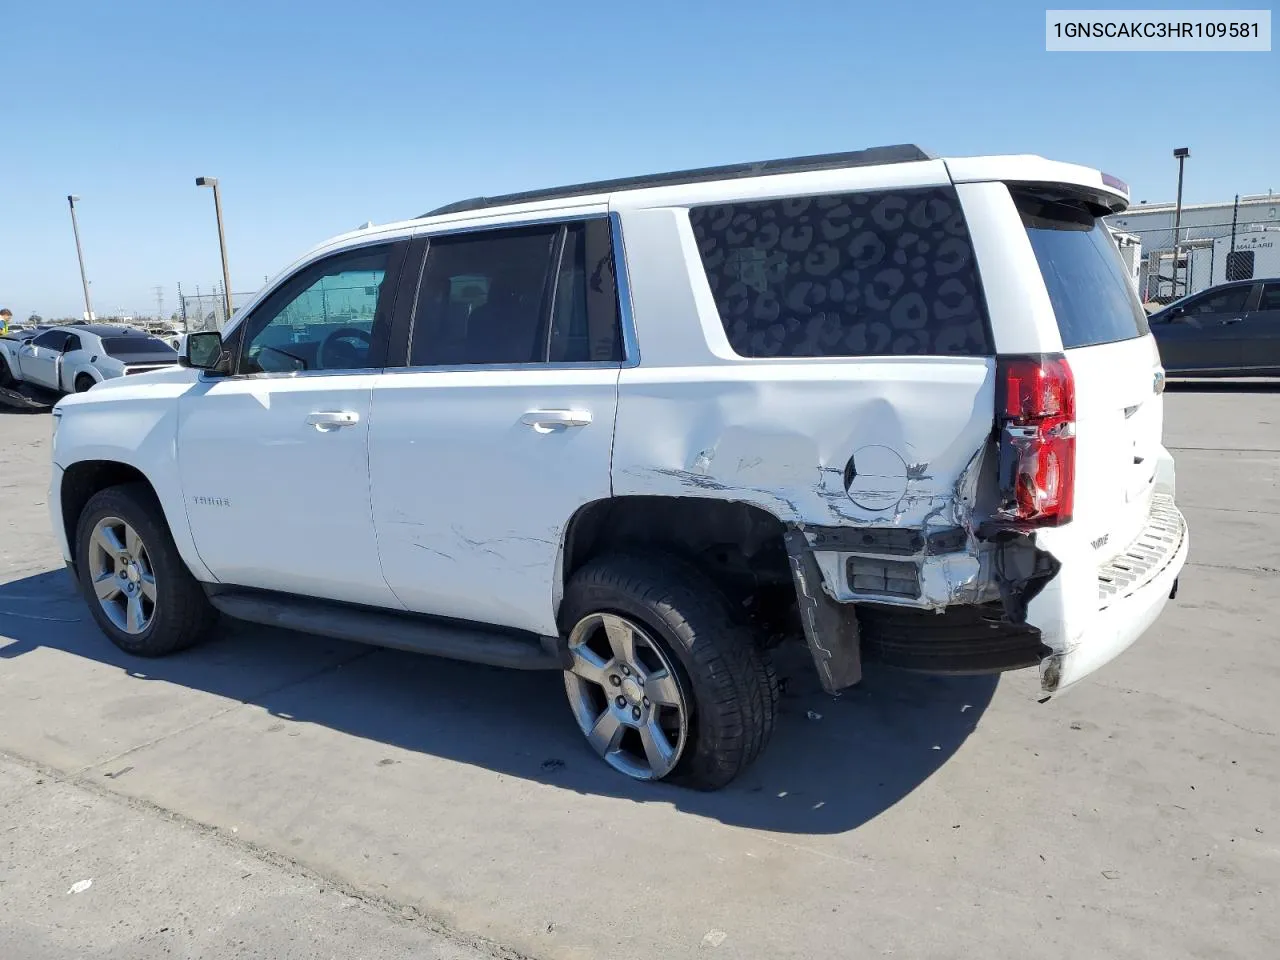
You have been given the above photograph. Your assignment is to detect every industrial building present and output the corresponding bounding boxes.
[1107,192,1280,303]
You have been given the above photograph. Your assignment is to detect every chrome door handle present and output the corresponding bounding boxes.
[307,410,360,430]
[521,409,592,431]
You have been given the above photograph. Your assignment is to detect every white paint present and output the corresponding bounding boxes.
[67,878,92,894]
[45,146,1188,702]
[945,155,1127,210]
[176,373,398,607]
[954,181,1064,356]
[367,366,618,636]
[1,328,176,393]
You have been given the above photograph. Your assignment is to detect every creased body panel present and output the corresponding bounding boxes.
[612,357,995,608]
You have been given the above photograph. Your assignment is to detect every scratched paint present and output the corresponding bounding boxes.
[614,358,999,609]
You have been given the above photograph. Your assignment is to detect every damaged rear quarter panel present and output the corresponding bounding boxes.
[611,357,998,607]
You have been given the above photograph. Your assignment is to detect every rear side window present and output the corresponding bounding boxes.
[1015,191,1149,349]
[689,187,992,358]
[101,337,178,357]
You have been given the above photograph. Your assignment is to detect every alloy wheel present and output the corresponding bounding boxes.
[87,516,157,635]
[563,612,689,780]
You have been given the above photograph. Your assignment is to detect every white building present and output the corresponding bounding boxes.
[1106,192,1280,301]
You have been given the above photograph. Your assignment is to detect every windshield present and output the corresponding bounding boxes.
[1015,190,1150,349]
[101,336,177,357]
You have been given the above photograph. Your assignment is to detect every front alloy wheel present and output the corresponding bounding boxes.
[564,612,689,781]
[86,516,158,634]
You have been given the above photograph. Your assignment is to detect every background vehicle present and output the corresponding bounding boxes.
[0,324,178,394]
[48,146,1187,789]
[1148,278,1280,376]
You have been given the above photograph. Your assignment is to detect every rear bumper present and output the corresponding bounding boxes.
[1032,492,1188,696]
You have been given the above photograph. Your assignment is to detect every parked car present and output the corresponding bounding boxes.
[48,145,1188,788]
[0,324,179,394]
[1148,278,1280,376]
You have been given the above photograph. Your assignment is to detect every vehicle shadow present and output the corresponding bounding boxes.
[0,568,997,836]
[1166,378,1280,393]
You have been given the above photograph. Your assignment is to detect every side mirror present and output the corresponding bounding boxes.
[181,331,232,374]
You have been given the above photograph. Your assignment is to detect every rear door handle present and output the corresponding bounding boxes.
[307,410,360,430]
[521,409,592,431]
[1219,317,1244,325]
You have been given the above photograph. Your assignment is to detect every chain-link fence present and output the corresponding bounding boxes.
[1108,195,1280,305]
[179,291,257,332]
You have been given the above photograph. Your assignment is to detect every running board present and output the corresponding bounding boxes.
[206,589,567,671]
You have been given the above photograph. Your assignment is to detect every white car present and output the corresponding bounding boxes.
[0,324,178,394]
[48,145,1188,788]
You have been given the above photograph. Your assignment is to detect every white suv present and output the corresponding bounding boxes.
[49,145,1188,789]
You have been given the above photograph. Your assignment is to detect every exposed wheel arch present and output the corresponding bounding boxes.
[60,461,159,563]
[560,495,797,643]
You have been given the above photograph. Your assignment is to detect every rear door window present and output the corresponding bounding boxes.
[101,337,177,357]
[689,187,992,358]
[1257,282,1280,312]
[1014,191,1149,349]
[409,219,622,366]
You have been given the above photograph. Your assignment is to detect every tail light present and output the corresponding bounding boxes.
[993,354,1075,528]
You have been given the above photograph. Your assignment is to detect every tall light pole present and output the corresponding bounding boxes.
[195,176,233,326]
[67,195,95,322]
[1171,147,1190,298]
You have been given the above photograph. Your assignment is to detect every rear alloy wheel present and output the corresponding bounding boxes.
[75,483,216,656]
[560,553,777,790]
[564,612,689,781]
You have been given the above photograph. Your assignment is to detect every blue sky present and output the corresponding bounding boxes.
[2,0,1276,319]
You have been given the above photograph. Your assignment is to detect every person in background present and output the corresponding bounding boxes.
[0,308,11,336]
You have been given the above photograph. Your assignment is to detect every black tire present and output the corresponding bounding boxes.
[75,482,217,657]
[74,374,95,393]
[0,354,13,387]
[560,552,778,790]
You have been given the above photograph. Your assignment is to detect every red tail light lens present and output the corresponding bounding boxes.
[995,355,1075,528]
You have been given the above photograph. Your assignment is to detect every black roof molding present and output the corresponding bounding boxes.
[420,144,936,218]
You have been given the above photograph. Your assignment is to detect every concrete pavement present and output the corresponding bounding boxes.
[1,384,1277,959]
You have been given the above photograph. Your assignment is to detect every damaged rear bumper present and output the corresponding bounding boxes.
[1031,493,1188,696]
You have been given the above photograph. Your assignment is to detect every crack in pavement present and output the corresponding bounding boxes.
[1167,445,1280,454]
[0,747,542,960]
[1185,560,1280,576]
[1092,682,1276,738]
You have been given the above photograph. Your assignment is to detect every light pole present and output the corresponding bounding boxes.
[67,195,95,322]
[1171,147,1190,298]
[195,176,233,326]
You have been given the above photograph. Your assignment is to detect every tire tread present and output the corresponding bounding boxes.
[75,482,215,657]
[562,552,777,790]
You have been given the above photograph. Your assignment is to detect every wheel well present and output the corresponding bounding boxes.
[60,461,156,552]
[562,496,797,642]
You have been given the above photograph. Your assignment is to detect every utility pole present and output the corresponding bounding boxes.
[153,285,165,323]
[1229,193,1240,257]
[67,195,95,322]
[1171,147,1190,298]
[195,176,233,326]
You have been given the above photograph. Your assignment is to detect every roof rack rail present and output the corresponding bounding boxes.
[420,143,936,218]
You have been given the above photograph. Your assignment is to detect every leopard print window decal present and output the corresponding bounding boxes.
[689,187,992,358]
